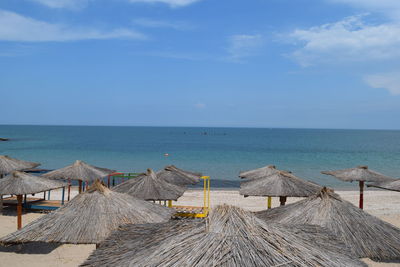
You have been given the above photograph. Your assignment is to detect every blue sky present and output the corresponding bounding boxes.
[1,0,400,129]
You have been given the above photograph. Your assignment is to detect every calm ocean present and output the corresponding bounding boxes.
[1,125,400,189]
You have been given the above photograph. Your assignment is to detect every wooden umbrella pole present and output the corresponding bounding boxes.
[17,195,22,229]
[359,181,364,209]
[0,195,3,214]
[67,179,71,201]
[279,196,287,206]
[267,197,272,209]
[78,180,82,194]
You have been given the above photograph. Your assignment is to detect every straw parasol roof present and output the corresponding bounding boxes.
[0,171,65,195]
[256,187,400,261]
[42,160,114,182]
[240,171,321,197]
[239,164,278,179]
[0,155,40,176]
[0,181,174,245]
[156,165,202,186]
[368,179,400,192]
[112,168,185,201]
[321,165,395,182]
[81,204,365,267]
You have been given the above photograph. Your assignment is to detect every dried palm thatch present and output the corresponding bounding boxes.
[0,155,40,176]
[82,204,365,267]
[368,179,400,192]
[256,187,400,261]
[156,165,202,186]
[240,171,321,205]
[321,166,395,209]
[0,171,65,229]
[42,160,114,182]
[321,166,395,182]
[112,168,185,201]
[0,171,65,195]
[0,181,174,245]
[239,164,278,179]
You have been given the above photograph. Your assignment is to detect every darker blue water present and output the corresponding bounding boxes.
[1,125,400,188]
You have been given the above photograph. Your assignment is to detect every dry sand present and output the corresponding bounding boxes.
[0,187,399,267]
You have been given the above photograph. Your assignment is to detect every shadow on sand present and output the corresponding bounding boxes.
[0,242,60,254]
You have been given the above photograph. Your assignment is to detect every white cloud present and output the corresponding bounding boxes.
[227,34,264,62]
[0,10,145,42]
[327,0,400,20]
[128,0,200,8]
[365,72,400,95]
[132,18,193,30]
[290,15,400,66]
[29,0,90,10]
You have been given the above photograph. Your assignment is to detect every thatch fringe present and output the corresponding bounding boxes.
[82,204,365,267]
[256,187,400,261]
[42,160,114,182]
[112,168,186,201]
[0,171,65,195]
[240,171,321,197]
[0,155,40,175]
[0,181,174,245]
[367,179,400,192]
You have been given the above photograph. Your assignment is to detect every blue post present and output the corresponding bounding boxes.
[47,190,51,200]
[61,187,65,205]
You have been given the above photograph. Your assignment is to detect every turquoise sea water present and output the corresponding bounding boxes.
[1,125,400,188]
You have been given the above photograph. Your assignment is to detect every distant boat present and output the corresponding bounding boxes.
[164,153,170,157]
[0,138,9,141]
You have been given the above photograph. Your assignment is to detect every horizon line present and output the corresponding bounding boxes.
[1,123,400,131]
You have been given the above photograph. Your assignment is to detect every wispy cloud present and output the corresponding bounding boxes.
[0,10,146,42]
[226,34,264,62]
[132,18,193,30]
[327,0,400,20]
[365,72,400,95]
[29,0,90,10]
[289,14,400,66]
[128,0,201,8]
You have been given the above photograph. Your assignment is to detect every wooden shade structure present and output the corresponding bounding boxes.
[112,168,185,201]
[42,160,115,200]
[0,171,65,229]
[240,171,321,207]
[0,181,174,245]
[367,179,400,192]
[239,164,278,179]
[156,165,202,186]
[256,187,400,261]
[81,204,365,267]
[321,166,395,209]
[0,155,40,177]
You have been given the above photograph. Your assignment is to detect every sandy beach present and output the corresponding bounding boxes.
[0,187,399,267]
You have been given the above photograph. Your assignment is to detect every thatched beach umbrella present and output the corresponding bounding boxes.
[43,160,115,199]
[0,171,65,229]
[239,164,278,179]
[321,166,395,209]
[0,155,40,177]
[113,168,185,201]
[368,179,400,192]
[256,187,400,261]
[156,165,202,186]
[0,181,174,245]
[240,171,321,206]
[81,204,365,267]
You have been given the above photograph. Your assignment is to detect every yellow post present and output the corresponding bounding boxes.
[207,177,210,210]
[267,196,272,209]
[168,200,172,207]
[203,176,206,209]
